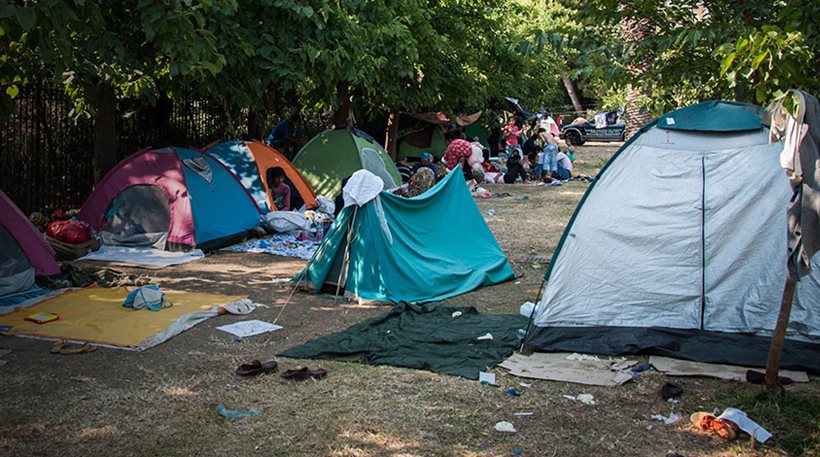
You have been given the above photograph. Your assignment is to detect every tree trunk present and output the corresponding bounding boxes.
[765,272,798,390]
[620,2,655,140]
[93,82,117,183]
[560,71,584,116]
[247,107,264,140]
[333,84,352,127]
[384,107,400,160]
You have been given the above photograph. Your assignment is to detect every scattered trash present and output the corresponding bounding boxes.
[519,382,531,388]
[660,382,683,400]
[566,353,601,362]
[667,398,679,404]
[576,393,596,405]
[514,412,533,416]
[506,388,520,397]
[666,452,687,457]
[451,311,463,318]
[487,208,496,217]
[717,407,772,443]
[514,281,521,285]
[646,424,654,431]
[531,264,539,269]
[610,359,637,371]
[519,301,536,317]
[515,195,529,201]
[494,421,517,433]
[564,393,596,405]
[477,333,494,341]
[479,371,498,386]
[513,449,522,455]
[216,320,283,338]
[690,411,737,440]
[216,403,260,419]
[631,363,653,376]
[650,412,681,425]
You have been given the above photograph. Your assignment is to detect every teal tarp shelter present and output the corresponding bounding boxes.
[296,167,515,303]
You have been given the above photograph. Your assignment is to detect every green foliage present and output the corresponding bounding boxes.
[0,0,571,124]
[553,0,819,114]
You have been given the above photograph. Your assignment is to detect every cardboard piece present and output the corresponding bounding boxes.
[499,353,637,386]
[649,356,809,383]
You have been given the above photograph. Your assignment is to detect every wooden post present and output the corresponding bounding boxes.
[385,107,399,160]
[765,272,798,390]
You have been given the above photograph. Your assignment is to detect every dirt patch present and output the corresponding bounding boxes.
[1,143,817,457]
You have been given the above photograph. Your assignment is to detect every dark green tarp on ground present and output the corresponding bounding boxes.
[280,302,528,379]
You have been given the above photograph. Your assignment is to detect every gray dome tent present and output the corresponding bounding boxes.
[526,101,820,373]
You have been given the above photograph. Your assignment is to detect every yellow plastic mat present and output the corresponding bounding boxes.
[0,287,244,348]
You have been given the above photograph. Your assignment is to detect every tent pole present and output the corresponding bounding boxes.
[334,206,358,303]
[519,278,546,352]
[764,272,798,390]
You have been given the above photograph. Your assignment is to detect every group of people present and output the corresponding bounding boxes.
[500,117,575,183]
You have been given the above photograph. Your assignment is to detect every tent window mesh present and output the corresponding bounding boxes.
[101,185,171,248]
[361,148,396,189]
[0,224,32,278]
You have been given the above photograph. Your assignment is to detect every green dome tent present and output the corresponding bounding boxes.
[293,128,401,199]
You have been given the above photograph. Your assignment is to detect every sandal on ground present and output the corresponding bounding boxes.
[690,412,737,440]
[281,367,327,381]
[236,360,278,376]
[51,342,97,355]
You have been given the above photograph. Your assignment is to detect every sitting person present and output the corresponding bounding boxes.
[396,155,412,183]
[406,167,436,197]
[267,166,291,211]
[554,150,573,180]
[411,152,438,179]
[564,137,577,162]
[503,150,529,184]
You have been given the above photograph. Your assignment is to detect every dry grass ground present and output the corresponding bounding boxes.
[1,143,818,457]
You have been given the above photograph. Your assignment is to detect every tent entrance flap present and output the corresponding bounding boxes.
[0,224,35,296]
[321,231,349,295]
[100,185,171,249]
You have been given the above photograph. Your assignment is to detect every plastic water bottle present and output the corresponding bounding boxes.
[487,208,496,217]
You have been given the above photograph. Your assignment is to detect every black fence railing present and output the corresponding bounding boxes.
[0,83,234,215]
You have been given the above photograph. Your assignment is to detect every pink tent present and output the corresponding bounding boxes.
[0,190,60,277]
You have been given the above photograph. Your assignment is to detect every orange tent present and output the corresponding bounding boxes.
[205,140,318,212]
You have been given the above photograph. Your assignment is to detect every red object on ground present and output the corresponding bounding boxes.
[46,220,92,244]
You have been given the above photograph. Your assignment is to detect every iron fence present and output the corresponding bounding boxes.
[0,83,233,215]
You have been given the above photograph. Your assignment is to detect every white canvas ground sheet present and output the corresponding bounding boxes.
[536,127,820,341]
[80,246,205,268]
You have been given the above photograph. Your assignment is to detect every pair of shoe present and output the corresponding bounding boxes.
[235,360,327,381]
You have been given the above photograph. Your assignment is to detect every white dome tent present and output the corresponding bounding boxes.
[525,101,820,373]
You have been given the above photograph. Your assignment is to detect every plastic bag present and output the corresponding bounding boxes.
[46,220,92,244]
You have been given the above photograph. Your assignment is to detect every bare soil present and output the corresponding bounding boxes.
[1,143,817,457]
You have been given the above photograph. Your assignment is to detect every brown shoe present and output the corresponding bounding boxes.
[281,367,327,381]
[236,360,278,376]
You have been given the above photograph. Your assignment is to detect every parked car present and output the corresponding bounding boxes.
[560,109,625,145]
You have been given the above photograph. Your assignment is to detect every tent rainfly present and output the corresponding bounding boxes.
[526,101,820,373]
[79,147,263,251]
[0,190,60,296]
[293,127,401,200]
[295,167,515,303]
